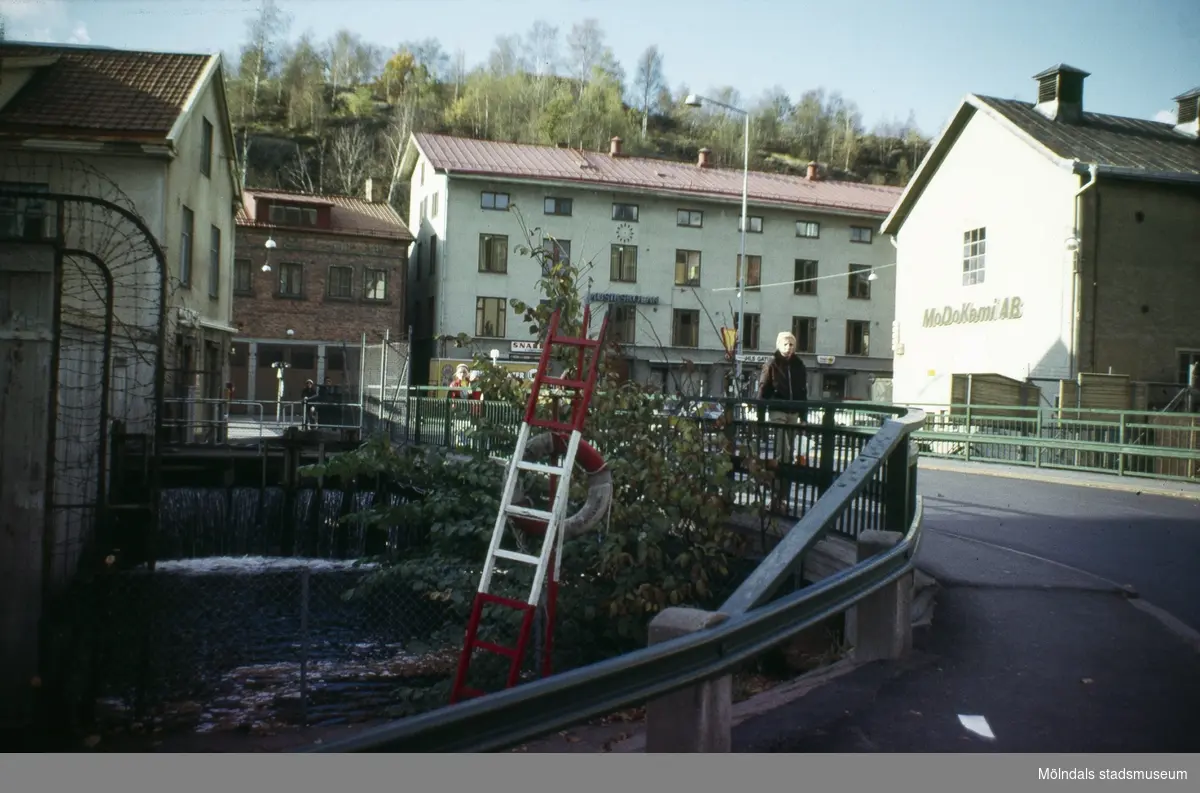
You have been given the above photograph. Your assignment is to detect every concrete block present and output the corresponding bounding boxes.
[852,530,914,662]
[644,607,731,753]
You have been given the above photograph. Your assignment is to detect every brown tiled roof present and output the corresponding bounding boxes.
[0,43,211,138]
[974,95,1200,176]
[237,188,413,241]
[412,132,903,216]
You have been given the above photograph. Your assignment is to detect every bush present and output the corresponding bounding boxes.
[300,208,748,707]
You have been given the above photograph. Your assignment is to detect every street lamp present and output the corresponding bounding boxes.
[684,93,751,395]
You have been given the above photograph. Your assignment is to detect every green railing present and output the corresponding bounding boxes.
[366,395,1199,484]
[900,402,1200,482]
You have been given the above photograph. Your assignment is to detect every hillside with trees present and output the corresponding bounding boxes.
[224,0,932,211]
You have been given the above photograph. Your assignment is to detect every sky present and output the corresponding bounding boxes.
[0,0,1196,136]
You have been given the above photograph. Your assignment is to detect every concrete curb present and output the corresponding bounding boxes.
[917,458,1200,502]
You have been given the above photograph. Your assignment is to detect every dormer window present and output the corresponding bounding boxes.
[268,204,319,226]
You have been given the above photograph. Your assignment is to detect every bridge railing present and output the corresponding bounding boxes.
[309,402,926,753]
[901,402,1200,482]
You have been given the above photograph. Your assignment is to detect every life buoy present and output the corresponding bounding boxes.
[510,431,612,539]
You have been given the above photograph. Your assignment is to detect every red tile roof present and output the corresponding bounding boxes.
[237,188,413,241]
[412,133,903,216]
[0,43,212,138]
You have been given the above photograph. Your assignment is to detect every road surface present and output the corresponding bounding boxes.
[733,468,1200,752]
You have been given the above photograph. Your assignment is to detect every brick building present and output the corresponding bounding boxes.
[230,182,413,409]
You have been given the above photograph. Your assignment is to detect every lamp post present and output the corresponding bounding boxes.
[684,93,750,396]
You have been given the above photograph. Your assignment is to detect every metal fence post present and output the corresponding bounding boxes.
[1034,408,1043,468]
[299,565,310,728]
[1118,412,1127,477]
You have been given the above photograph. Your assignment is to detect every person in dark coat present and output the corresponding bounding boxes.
[757,331,808,402]
[756,331,809,466]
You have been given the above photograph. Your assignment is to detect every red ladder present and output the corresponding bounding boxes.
[449,306,610,703]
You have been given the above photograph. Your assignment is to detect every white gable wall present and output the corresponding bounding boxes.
[890,108,1080,407]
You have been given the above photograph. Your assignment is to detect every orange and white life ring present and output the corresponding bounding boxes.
[509,431,612,538]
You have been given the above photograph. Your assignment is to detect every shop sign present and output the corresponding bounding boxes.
[922,296,1024,328]
[586,292,660,305]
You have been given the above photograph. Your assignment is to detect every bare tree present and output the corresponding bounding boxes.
[633,45,665,139]
[328,124,375,196]
[565,19,605,84]
[282,142,324,193]
[237,0,291,184]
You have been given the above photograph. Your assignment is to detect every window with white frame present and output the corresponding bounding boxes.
[963,227,986,285]
[363,268,387,301]
[795,220,820,238]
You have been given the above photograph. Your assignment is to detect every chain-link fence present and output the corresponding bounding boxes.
[89,556,458,736]
[360,333,411,424]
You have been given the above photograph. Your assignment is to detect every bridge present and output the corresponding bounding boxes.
[86,393,1199,753]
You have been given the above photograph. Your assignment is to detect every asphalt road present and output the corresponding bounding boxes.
[733,469,1200,752]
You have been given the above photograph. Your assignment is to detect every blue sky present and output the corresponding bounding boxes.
[1,0,1195,135]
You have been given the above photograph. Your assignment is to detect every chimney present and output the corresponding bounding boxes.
[697,147,711,168]
[364,177,381,203]
[806,161,819,181]
[609,136,623,156]
[1032,63,1089,124]
[1172,87,1200,138]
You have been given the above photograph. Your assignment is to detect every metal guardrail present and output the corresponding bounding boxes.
[308,405,926,753]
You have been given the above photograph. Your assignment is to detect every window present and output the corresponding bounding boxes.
[612,202,639,222]
[431,192,439,217]
[794,259,818,295]
[796,220,820,238]
[200,118,213,178]
[543,237,570,275]
[739,215,763,233]
[481,191,509,210]
[677,209,703,227]
[846,320,870,356]
[476,297,507,337]
[544,197,573,216]
[848,263,872,299]
[672,309,700,347]
[327,349,346,371]
[327,265,353,298]
[850,225,873,244]
[234,258,252,295]
[610,305,636,344]
[1179,350,1200,386]
[675,249,701,286]
[415,241,423,282]
[735,312,761,350]
[420,162,425,186]
[208,225,221,299]
[0,182,50,240]
[610,244,637,282]
[479,233,508,273]
[963,227,986,285]
[278,262,303,297]
[179,205,194,287]
[364,269,387,300]
[428,235,437,277]
[792,317,816,353]
[268,204,318,226]
[736,254,761,291]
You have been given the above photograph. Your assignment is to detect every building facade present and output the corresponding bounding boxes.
[400,133,902,400]
[882,64,1200,408]
[230,184,412,409]
[0,42,243,423]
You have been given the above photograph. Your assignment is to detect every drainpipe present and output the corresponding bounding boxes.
[1070,163,1099,379]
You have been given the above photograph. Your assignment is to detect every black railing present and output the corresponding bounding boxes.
[310,401,926,753]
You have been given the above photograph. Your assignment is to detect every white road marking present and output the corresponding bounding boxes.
[958,714,996,740]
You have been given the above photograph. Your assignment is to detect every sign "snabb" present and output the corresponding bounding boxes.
[923,296,1023,328]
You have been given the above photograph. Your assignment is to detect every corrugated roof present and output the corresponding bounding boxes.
[0,42,212,138]
[237,188,413,241]
[412,133,903,216]
[975,95,1200,176]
